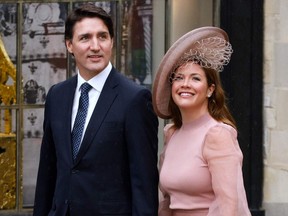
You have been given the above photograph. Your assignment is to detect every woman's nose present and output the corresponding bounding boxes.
[182,78,191,87]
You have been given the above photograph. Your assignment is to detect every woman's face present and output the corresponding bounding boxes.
[171,62,215,115]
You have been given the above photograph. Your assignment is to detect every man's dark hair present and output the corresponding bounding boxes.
[65,3,114,40]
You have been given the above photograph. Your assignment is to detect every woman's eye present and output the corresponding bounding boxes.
[174,75,184,81]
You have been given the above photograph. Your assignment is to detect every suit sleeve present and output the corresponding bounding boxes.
[203,125,251,216]
[125,88,159,216]
[33,86,57,216]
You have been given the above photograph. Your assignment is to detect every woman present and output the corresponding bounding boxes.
[152,27,251,216]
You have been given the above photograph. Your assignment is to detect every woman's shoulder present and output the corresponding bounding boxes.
[204,122,238,151]
[164,123,174,132]
[163,123,175,140]
[208,122,237,138]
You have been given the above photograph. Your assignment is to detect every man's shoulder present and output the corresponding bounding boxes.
[47,76,76,96]
[111,69,147,91]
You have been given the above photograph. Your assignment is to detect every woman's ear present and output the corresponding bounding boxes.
[207,84,215,97]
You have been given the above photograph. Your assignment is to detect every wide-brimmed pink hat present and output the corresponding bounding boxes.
[152,26,232,119]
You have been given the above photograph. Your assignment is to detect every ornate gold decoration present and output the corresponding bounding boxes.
[0,134,16,209]
[0,34,16,134]
[0,35,17,209]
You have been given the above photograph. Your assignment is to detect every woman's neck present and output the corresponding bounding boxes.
[180,107,209,124]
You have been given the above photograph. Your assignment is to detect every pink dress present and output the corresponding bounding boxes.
[158,114,251,216]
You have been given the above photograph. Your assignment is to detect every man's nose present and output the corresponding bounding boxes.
[90,38,100,50]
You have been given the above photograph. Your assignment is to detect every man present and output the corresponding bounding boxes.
[33,4,159,216]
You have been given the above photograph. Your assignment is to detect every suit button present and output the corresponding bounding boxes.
[65,199,69,204]
[71,169,79,174]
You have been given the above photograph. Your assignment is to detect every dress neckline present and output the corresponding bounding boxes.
[181,113,213,131]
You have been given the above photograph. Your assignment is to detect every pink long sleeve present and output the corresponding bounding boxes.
[203,125,251,216]
[158,124,174,216]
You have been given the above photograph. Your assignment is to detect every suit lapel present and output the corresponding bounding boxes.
[64,77,78,165]
[74,68,119,165]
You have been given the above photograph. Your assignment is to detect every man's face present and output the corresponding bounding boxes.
[66,17,113,80]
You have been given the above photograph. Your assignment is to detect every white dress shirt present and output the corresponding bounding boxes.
[71,62,112,146]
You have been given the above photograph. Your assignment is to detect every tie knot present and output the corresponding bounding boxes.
[81,82,92,94]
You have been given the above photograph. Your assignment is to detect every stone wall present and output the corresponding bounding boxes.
[263,0,288,215]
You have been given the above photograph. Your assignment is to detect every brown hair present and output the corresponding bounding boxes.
[205,67,236,128]
[168,63,236,129]
[65,3,114,41]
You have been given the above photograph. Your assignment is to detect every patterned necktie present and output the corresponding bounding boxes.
[72,82,92,160]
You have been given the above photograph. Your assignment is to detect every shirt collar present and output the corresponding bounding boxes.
[76,62,112,93]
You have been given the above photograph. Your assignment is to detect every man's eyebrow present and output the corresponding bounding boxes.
[98,31,109,35]
[77,33,90,38]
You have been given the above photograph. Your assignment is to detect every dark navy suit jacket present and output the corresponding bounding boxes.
[33,67,159,216]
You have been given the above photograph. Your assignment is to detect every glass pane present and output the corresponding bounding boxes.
[22,108,44,207]
[22,3,68,105]
[123,0,153,88]
[0,109,17,210]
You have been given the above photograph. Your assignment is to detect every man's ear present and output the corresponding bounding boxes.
[111,37,114,48]
[65,40,73,54]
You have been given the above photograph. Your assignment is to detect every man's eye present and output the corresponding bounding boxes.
[99,34,108,40]
[80,36,88,40]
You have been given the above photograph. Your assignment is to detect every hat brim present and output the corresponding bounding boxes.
[152,26,229,119]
